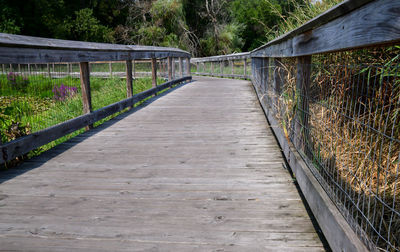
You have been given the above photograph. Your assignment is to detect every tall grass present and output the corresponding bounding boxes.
[265,0,342,41]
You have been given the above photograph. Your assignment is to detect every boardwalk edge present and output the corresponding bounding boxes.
[251,80,369,252]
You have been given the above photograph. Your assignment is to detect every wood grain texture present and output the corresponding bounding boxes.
[0,77,191,164]
[191,52,250,63]
[0,76,324,251]
[79,62,92,130]
[0,33,190,64]
[251,0,400,57]
[125,60,133,99]
[251,76,368,252]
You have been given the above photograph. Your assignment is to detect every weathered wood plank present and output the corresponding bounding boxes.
[79,62,92,130]
[125,60,133,99]
[251,0,400,57]
[0,77,191,164]
[0,33,190,64]
[0,76,324,251]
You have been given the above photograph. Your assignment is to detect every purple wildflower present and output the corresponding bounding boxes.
[52,83,78,101]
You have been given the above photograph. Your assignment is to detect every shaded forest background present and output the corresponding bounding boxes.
[0,0,340,56]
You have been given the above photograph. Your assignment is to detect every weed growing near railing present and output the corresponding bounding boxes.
[1,75,158,167]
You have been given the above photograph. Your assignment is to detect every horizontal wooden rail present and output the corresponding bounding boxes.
[0,76,191,164]
[251,0,400,57]
[0,33,190,64]
[190,0,400,251]
[191,53,250,80]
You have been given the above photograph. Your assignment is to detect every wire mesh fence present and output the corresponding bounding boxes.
[191,57,251,79]
[1,58,186,164]
[254,46,400,251]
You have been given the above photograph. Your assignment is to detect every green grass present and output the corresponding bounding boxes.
[1,73,166,162]
[192,60,250,77]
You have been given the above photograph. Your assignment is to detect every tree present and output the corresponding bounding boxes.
[56,8,114,43]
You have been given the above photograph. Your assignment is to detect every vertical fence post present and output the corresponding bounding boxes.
[47,64,51,78]
[294,55,311,151]
[52,63,55,73]
[9,64,12,72]
[18,64,21,73]
[210,61,214,76]
[132,60,136,79]
[179,57,183,78]
[220,61,223,76]
[172,58,175,80]
[273,58,285,108]
[151,58,157,89]
[243,58,247,78]
[79,62,93,130]
[27,64,31,74]
[262,57,269,94]
[186,58,190,77]
[196,62,199,74]
[109,62,112,77]
[168,57,173,81]
[126,60,133,100]
[2,64,5,73]
[231,60,234,76]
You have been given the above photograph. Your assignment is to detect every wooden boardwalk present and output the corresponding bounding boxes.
[0,77,325,251]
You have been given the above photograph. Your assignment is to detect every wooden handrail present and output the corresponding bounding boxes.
[0,33,190,64]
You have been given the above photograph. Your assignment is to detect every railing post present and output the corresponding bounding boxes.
[151,57,157,89]
[262,57,269,94]
[243,58,247,78]
[109,62,112,77]
[186,58,190,77]
[79,62,93,130]
[294,55,311,151]
[172,58,175,80]
[196,62,199,74]
[210,61,214,76]
[28,64,31,74]
[9,64,12,72]
[18,64,21,73]
[47,63,51,78]
[220,61,223,76]
[168,57,173,81]
[179,57,183,78]
[2,64,5,73]
[231,60,234,76]
[126,60,133,99]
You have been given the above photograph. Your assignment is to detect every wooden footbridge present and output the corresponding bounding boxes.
[0,76,325,251]
[1,1,399,251]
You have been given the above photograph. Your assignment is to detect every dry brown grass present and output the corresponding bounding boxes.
[267,48,400,251]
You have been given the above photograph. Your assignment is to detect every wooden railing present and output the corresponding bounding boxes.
[192,1,400,251]
[0,33,191,164]
[191,52,250,79]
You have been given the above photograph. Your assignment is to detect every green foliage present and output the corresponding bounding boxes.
[265,0,341,41]
[230,0,282,50]
[0,0,343,55]
[56,8,114,43]
[200,22,244,55]
[0,2,21,34]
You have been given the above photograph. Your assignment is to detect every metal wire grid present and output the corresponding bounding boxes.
[0,60,165,145]
[1,63,83,143]
[254,47,400,251]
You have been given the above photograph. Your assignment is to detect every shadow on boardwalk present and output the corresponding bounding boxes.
[0,77,325,251]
